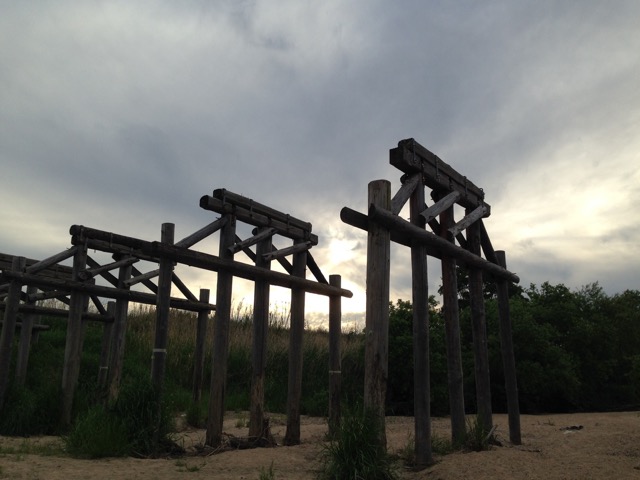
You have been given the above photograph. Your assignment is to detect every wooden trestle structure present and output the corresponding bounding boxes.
[0,189,351,447]
[341,138,522,466]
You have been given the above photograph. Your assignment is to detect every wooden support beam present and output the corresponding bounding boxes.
[107,264,132,403]
[200,195,318,243]
[390,172,421,215]
[123,269,160,287]
[306,253,328,284]
[230,228,277,254]
[171,272,198,302]
[175,216,228,249]
[263,241,312,262]
[284,240,307,446]
[0,256,26,411]
[364,180,391,448]
[410,178,432,467]
[390,138,491,214]
[449,205,488,238]
[129,265,159,293]
[439,206,466,445]
[97,301,115,392]
[192,289,210,404]
[78,257,139,281]
[479,220,499,265]
[249,228,271,440]
[366,205,519,283]
[420,191,460,224]
[0,302,112,322]
[15,285,38,387]
[496,251,521,445]
[328,275,342,439]
[25,248,77,276]
[86,256,119,287]
[207,214,236,447]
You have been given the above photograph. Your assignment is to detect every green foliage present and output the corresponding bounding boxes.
[63,405,130,458]
[318,407,399,480]
[462,416,494,452]
[258,461,276,480]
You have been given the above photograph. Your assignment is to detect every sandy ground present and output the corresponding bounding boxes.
[1,411,639,479]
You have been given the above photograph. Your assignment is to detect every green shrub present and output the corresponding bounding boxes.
[318,407,398,480]
[63,405,129,458]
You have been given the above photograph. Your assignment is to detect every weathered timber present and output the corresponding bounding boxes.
[328,275,342,438]
[421,191,460,224]
[390,138,491,214]
[496,251,521,445]
[449,205,488,238]
[129,265,159,293]
[207,214,236,447]
[124,269,160,287]
[175,216,228,249]
[231,228,277,254]
[78,257,139,281]
[70,225,152,251]
[440,205,466,445]
[90,294,108,316]
[0,256,26,411]
[467,216,493,431]
[391,172,421,215]
[263,241,312,262]
[148,243,352,298]
[61,245,88,427]
[192,289,210,404]
[364,180,391,448]
[307,253,328,284]
[410,183,432,466]
[0,251,73,285]
[284,240,307,446]
[367,205,519,283]
[200,195,318,243]
[97,301,116,391]
[107,264,132,403]
[249,228,271,439]
[0,302,111,322]
[152,224,174,446]
[25,289,70,304]
[479,220,499,265]
[0,271,213,312]
[15,287,38,386]
[86,256,119,287]
[171,273,198,302]
[212,189,313,233]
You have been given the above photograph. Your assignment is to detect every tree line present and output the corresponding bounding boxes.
[387,277,640,415]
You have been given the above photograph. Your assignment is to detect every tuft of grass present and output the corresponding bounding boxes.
[462,416,496,452]
[431,434,454,455]
[258,461,276,480]
[63,405,130,458]
[318,407,399,480]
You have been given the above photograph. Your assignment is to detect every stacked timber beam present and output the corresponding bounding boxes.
[341,138,522,467]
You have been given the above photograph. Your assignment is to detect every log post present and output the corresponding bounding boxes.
[97,301,116,392]
[206,214,236,446]
[467,216,493,431]
[61,244,88,427]
[107,263,132,403]
[0,256,26,411]
[151,223,175,390]
[410,184,432,466]
[496,250,521,445]
[284,240,307,445]
[364,179,391,448]
[439,205,466,444]
[15,284,38,387]
[249,227,272,439]
[192,289,210,404]
[328,274,342,438]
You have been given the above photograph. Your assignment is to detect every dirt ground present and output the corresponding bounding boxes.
[1,411,638,479]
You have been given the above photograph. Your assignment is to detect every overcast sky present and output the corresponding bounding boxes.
[2,1,639,328]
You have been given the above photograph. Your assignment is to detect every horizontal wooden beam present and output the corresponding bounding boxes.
[0,271,216,313]
[390,138,491,215]
[148,242,352,298]
[200,197,318,243]
[367,205,518,283]
[263,241,313,262]
[0,303,113,322]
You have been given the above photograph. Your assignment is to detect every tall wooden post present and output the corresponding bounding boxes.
[151,223,175,390]
[328,274,342,438]
[97,301,116,391]
[192,289,210,404]
[249,228,272,438]
[467,217,493,431]
[107,263,132,403]
[206,214,236,446]
[496,250,521,445]
[0,256,26,411]
[364,179,391,447]
[61,244,88,427]
[15,284,38,387]
[284,240,307,445]
[439,205,466,444]
[410,183,432,466]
